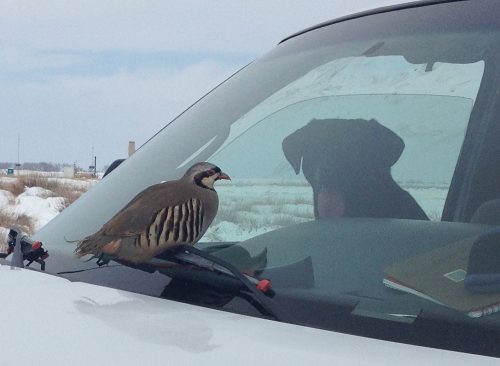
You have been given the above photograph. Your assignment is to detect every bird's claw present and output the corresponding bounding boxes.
[96,255,111,266]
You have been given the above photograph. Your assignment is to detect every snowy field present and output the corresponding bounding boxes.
[0,174,447,246]
[205,180,315,242]
[205,179,447,242]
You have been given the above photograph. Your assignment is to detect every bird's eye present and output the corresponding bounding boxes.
[207,170,215,176]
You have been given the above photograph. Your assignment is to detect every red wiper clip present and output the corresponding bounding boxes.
[256,279,272,294]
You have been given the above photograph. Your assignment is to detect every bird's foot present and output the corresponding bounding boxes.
[95,255,111,266]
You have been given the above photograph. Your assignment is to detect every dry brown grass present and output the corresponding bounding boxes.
[75,172,97,179]
[52,184,86,206]
[0,173,95,237]
[0,210,34,235]
[1,174,53,194]
[0,174,89,208]
[0,173,92,237]
[19,174,50,189]
[0,179,24,196]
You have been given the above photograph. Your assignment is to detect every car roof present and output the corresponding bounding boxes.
[280,0,469,44]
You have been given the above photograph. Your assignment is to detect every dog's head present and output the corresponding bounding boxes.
[282,118,404,217]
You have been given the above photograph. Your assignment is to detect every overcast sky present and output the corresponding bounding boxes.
[0,0,407,170]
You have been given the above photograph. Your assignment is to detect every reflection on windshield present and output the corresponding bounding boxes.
[209,57,483,162]
[282,118,428,220]
[206,93,473,242]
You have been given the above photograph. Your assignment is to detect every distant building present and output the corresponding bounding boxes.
[128,141,136,157]
[63,166,75,178]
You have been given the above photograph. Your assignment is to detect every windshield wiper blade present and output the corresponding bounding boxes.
[83,244,296,323]
[152,245,296,323]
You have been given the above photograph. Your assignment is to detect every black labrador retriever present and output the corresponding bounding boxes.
[282,118,428,220]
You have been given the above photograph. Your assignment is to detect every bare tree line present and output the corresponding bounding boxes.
[0,162,79,172]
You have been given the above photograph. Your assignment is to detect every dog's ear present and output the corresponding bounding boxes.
[282,126,307,174]
[367,119,404,167]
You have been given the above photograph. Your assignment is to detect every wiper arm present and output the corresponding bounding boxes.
[150,245,296,323]
[82,244,295,323]
[164,245,274,294]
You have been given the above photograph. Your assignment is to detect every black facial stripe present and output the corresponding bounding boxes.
[194,171,217,191]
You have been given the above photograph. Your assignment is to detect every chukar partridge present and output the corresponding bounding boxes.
[75,162,229,263]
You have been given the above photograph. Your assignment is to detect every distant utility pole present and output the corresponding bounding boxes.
[16,133,20,175]
[89,143,97,176]
[89,156,97,176]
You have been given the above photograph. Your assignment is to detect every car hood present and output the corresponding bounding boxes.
[0,265,497,366]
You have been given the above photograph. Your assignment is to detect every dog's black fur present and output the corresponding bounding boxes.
[282,118,428,220]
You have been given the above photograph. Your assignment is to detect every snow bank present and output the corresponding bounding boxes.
[0,189,13,207]
[14,190,66,230]
[0,176,98,240]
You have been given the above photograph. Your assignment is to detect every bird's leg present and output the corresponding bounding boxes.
[96,254,111,266]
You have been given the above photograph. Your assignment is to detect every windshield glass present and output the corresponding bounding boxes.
[34,0,500,358]
[206,91,476,239]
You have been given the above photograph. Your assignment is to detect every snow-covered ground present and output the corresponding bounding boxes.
[0,175,98,246]
[205,180,314,242]
[10,186,66,229]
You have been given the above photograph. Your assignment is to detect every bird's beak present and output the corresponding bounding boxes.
[217,172,231,180]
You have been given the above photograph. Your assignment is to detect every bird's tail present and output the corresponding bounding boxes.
[74,230,110,258]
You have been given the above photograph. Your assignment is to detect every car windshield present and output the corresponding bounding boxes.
[35,0,500,358]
